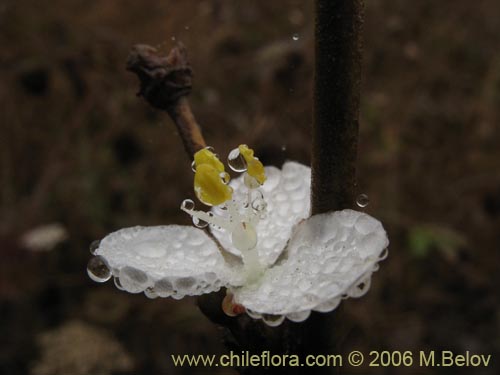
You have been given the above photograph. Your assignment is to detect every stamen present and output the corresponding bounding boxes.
[183,145,268,278]
[192,148,233,206]
[238,145,266,185]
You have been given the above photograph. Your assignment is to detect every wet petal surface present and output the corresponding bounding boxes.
[95,225,243,298]
[211,161,311,267]
[232,209,389,320]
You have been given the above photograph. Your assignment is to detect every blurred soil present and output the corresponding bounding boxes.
[0,0,499,374]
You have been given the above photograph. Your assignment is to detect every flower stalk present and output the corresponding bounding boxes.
[126,44,206,157]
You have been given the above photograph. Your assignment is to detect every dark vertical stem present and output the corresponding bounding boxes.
[312,0,363,214]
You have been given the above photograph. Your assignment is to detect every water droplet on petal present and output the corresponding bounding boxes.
[379,247,389,260]
[292,33,299,41]
[114,276,124,290]
[174,277,196,294]
[191,160,196,172]
[220,171,230,184]
[155,278,174,297]
[119,266,148,294]
[87,256,111,283]
[192,216,208,228]
[181,199,195,211]
[356,193,369,208]
[145,287,159,299]
[251,196,267,212]
[287,310,311,322]
[89,240,100,255]
[246,309,262,319]
[262,314,285,327]
[227,148,247,172]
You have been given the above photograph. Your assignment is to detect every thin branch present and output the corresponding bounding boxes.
[126,44,206,158]
[311,0,363,214]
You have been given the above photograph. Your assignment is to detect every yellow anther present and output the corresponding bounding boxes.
[193,148,232,206]
[238,144,266,185]
[194,148,225,173]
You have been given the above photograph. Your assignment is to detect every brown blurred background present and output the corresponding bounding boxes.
[1,0,499,374]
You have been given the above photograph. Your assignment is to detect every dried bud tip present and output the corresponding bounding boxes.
[126,43,193,110]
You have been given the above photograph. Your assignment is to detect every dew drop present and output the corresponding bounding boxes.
[379,247,389,260]
[262,314,285,327]
[114,276,124,290]
[87,256,111,283]
[246,309,262,319]
[251,194,267,212]
[155,278,174,297]
[227,148,247,172]
[292,33,299,41]
[144,287,158,299]
[287,310,311,322]
[119,267,148,293]
[192,216,208,228]
[356,193,370,208]
[220,171,230,184]
[191,160,196,172]
[181,199,195,211]
[89,240,100,255]
[175,277,196,293]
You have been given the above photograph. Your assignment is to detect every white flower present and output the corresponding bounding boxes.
[88,146,389,326]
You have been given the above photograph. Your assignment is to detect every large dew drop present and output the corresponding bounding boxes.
[220,172,230,184]
[227,148,247,172]
[181,199,195,211]
[89,240,100,255]
[87,256,111,283]
[192,216,208,228]
[262,314,285,327]
[251,191,267,212]
[356,194,370,208]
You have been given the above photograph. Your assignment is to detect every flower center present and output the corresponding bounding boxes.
[181,145,267,278]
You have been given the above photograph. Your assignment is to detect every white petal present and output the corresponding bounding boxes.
[232,209,389,321]
[211,161,310,266]
[93,225,243,298]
